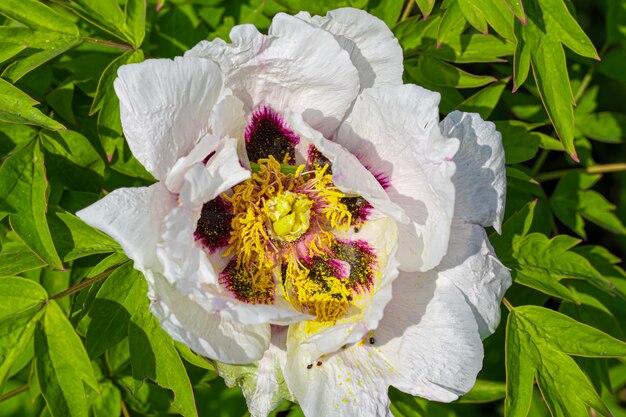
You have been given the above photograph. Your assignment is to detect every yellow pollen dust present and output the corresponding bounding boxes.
[264,191,312,241]
[222,156,358,321]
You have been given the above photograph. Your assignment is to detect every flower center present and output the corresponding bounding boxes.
[197,155,377,322]
[264,191,312,241]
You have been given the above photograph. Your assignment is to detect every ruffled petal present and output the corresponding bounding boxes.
[296,8,403,90]
[377,273,484,402]
[147,270,270,364]
[435,222,511,338]
[158,204,311,327]
[337,85,458,272]
[165,134,219,194]
[440,111,506,232]
[76,183,175,270]
[114,57,223,181]
[157,206,218,289]
[179,137,250,207]
[186,15,360,137]
[284,337,392,417]
[287,217,399,360]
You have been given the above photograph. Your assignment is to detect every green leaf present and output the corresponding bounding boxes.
[0,139,63,269]
[60,0,145,47]
[503,228,616,301]
[91,49,144,115]
[0,43,25,64]
[504,0,526,23]
[414,0,436,20]
[506,306,626,417]
[455,79,508,119]
[425,34,514,63]
[40,129,105,192]
[48,207,119,262]
[437,1,465,46]
[575,112,626,143]
[0,0,78,35]
[415,55,497,89]
[0,78,64,130]
[35,301,99,417]
[458,379,506,403]
[86,262,144,358]
[457,0,488,34]
[91,380,122,417]
[550,172,626,239]
[494,120,542,164]
[513,0,599,159]
[598,48,626,84]
[607,0,626,45]
[0,230,46,276]
[46,83,76,125]
[368,0,403,26]
[2,39,82,83]
[129,307,198,417]
[0,277,47,391]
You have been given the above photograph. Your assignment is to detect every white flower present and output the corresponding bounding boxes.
[77,8,511,417]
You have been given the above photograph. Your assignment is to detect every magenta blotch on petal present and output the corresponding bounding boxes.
[245,106,300,163]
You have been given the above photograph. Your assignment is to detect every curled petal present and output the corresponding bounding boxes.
[76,183,175,270]
[337,85,458,272]
[296,7,403,90]
[186,14,360,136]
[435,222,512,338]
[440,111,507,232]
[378,273,484,401]
[147,270,270,364]
[115,57,223,181]
[179,137,250,207]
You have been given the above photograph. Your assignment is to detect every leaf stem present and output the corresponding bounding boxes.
[532,149,550,175]
[48,262,128,302]
[84,37,135,51]
[537,163,626,182]
[0,384,28,403]
[573,43,610,104]
[502,297,514,311]
[400,0,415,22]
[121,399,131,417]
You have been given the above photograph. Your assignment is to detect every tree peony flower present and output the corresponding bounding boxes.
[77,7,511,417]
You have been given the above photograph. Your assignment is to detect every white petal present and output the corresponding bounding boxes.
[147,270,270,364]
[187,15,360,137]
[435,222,511,338]
[218,327,294,417]
[158,205,310,327]
[157,206,218,290]
[179,137,250,207]
[165,134,219,193]
[440,111,506,232]
[285,111,408,224]
[114,57,223,181]
[76,183,175,270]
[377,273,484,401]
[296,8,403,89]
[210,93,247,141]
[288,218,400,360]
[284,338,392,417]
[337,85,458,272]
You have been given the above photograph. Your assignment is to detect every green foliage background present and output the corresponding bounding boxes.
[1,0,626,416]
